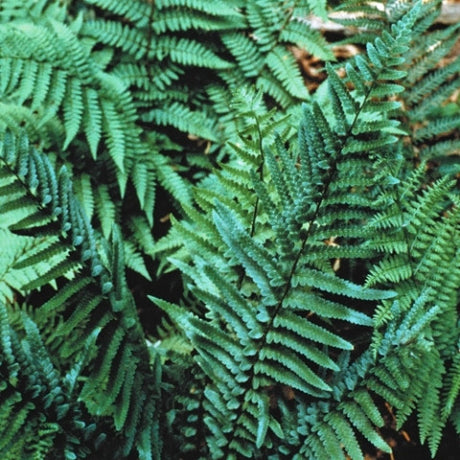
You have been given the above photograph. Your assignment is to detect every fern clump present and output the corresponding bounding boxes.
[0,0,459,459]
[153,2,460,458]
[0,0,334,279]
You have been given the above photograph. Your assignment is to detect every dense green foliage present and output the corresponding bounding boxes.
[0,0,459,459]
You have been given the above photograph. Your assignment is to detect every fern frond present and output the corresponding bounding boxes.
[0,19,145,174]
[1,0,458,458]
[144,101,217,141]
[280,19,334,61]
[151,3,460,457]
[0,301,108,459]
[265,46,310,100]
[221,32,265,78]
[0,130,162,458]
[83,0,152,27]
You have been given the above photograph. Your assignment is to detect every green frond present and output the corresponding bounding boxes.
[155,0,241,16]
[280,20,334,61]
[442,352,460,421]
[93,183,116,239]
[406,56,460,105]
[405,23,460,85]
[325,412,362,460]
[151,152,192,208]
[0,0,68,23]
[293,268,396,301]
[144,101,217,141]
[0,301,109,459]
[332,0,387,43]
[221,32,264,78]
[82,20,151,60]
[83,0,151,27]
[256,73,297,108]
[246,1,281,49]
[0,19,144,177]
[153,8,242,34]
[341,401,390,452]
[0,130,162,458]
[420,139,460,160]
[265,46,310,100]
[159,36,232,69]
[82,87,103,158]
[409,77,460,122]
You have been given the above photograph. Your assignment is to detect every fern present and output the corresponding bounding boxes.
[403,23,460,168]
[334,0,460,175]
[149,4,459,458]
[0,9,163,279]
[0,0,68,23]
[82,0,334,146]
[0,301,107,459]
[0,131,162,459]
[0,0,340,281]
[0,0,459,458]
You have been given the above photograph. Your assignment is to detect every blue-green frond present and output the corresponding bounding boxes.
[0,301,109,459]
[0,130,162,458]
